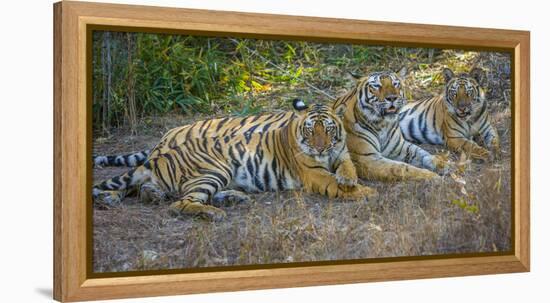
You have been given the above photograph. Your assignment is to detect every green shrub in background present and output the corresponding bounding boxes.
[93,31,505,135]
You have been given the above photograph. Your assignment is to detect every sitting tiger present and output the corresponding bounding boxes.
[331,68,450,181]
[93,104,376,220]
[399,67,500,160]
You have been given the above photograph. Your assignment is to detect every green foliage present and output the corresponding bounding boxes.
[92,31,442,132]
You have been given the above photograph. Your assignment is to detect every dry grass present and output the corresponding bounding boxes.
[92,108,511,274]
[92,50,512,273]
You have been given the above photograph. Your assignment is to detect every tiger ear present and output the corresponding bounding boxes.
[397,66,408,79]
[442,68,455,83]
[469,67,485,85]
[291,98,309,111]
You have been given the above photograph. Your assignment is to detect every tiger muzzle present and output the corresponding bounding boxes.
[456,107,471,118]
[383,95,399,115]
[385,105,398,114]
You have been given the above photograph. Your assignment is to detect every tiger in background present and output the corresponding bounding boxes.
[399,67,500,161]
[331,68,450,181]
[93,104,376,220]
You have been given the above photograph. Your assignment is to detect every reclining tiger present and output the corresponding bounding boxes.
[93,104,376,220]
[330,68,450,181]
[399,67,500,161]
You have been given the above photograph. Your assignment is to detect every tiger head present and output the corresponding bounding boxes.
[442,67,486,120]
[294,103,346,159]
[356,68,409,123]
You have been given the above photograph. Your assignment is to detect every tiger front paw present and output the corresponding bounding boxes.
[198,206,227,221]
[211,190,251,207]
[470,147,491,162]
[342,184,378,200]
[169,200,227,221]
[139,183,166,204]
[335,174,358,190]
[416,168,441,181]
[335,161,358,190]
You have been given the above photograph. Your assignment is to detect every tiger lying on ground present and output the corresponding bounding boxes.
[399,67,500,161]
[330,68,450,181]
[92,100,311,168]
[93,104,377,220]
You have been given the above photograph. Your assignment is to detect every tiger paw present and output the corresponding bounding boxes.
[169,200,227,221]
[335,173,358,190]
[470,147,491,162]
[343,184,378,200]
[335,161,358,189]
[198,206,227,221]
[416,169,441,181]
[93,190,123,206]
[211,190,251,207]
[139,183,166,204]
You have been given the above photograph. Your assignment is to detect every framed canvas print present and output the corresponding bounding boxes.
[53,1,530,302]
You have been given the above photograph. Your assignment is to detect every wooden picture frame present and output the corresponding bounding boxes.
[53,1,530,301]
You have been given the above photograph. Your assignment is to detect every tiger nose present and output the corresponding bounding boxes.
[457,104,469,113]
[457,103,470,113]
[314,136,327,152]
[312,122,328,152]
[385,95,398,102]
